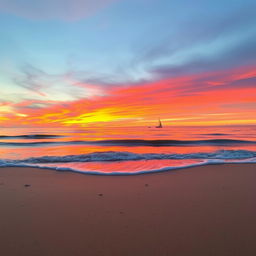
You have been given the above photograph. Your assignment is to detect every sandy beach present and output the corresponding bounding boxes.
[0,164,256,256]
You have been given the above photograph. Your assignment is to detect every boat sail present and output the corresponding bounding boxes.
[156,118,163,128]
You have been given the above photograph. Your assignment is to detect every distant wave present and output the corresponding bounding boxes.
[88,139,256,146]
[10,149,256,163]
[0,134,64,139]
[200,133,229,136]
[0,138,255,147]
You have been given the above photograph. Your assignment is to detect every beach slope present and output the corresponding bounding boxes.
[0,164,256,256]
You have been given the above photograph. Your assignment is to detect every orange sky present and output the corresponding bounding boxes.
[1,65,256,127]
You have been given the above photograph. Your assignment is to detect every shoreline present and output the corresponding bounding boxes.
[1,163,256,256]
[1,160,256,176]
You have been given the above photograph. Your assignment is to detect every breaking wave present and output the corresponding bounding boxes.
[16,149,256,163]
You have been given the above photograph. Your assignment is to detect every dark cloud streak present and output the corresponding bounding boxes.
[149,35,256,79]
[137,6,256,64]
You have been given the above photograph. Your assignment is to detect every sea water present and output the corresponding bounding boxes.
[0,125,256,175]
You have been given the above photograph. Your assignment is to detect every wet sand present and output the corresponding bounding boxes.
[0,164,256,256]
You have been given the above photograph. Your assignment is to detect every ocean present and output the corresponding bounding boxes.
[0,125,256,175]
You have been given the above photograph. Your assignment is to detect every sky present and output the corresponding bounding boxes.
[0,0,256,127]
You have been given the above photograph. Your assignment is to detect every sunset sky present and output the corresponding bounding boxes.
[1,0,256,127]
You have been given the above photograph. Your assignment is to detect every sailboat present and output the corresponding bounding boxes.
[156,118,163,128]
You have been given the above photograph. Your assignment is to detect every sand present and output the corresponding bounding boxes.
[0,163,256,256]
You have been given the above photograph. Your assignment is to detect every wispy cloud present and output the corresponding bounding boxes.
[13,64,104,101]
[0,0,117,21]
[149,35,256,79]
[1,65,255,127]
[133,5,256,79]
